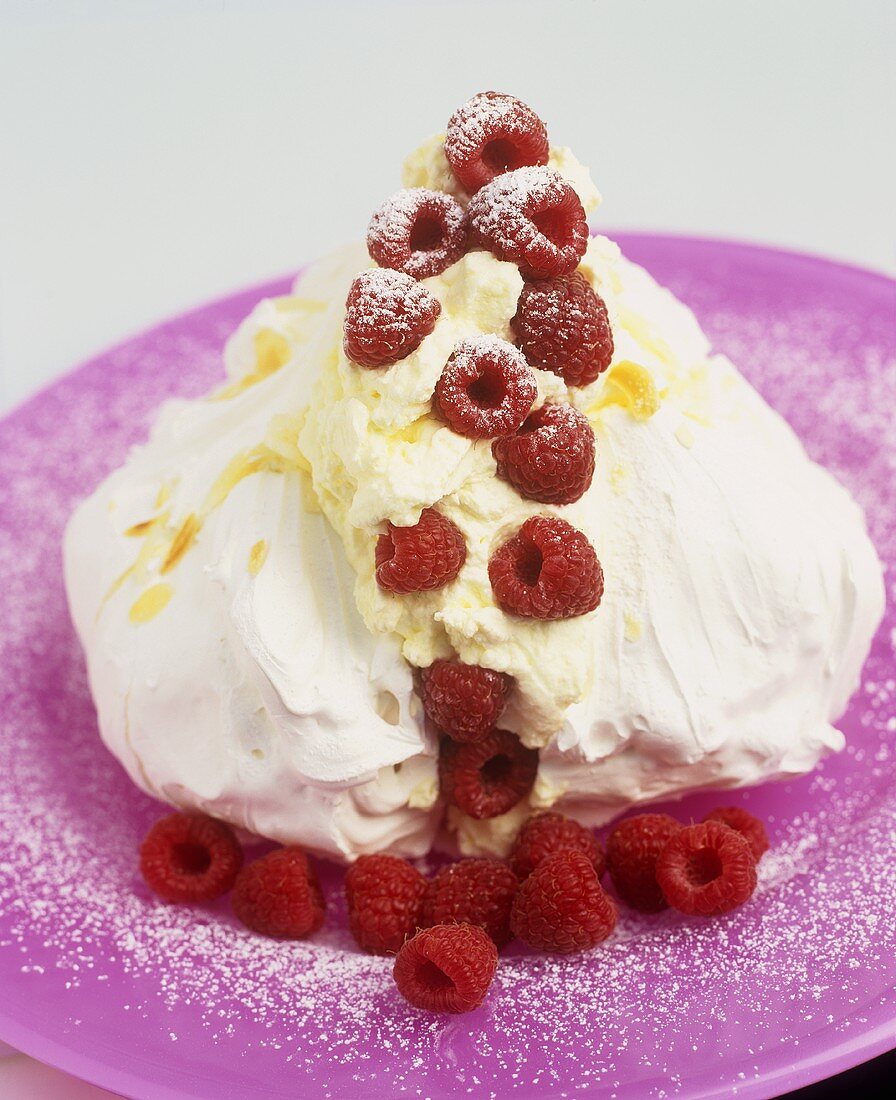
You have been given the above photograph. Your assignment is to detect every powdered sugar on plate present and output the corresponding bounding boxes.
[0,236,893,1099]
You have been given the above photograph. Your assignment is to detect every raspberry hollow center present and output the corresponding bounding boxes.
[482,137,520,173]
[171,841,212,876]
[481,752,513,789]
[514,543,543,586]
[468,369,507,409]
[686,847,723,886]
[417,959,455,991]
[408,215,445,253]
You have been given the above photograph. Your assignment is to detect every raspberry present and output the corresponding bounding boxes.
[434,336,536,440]
[422,858,519,948]
[231,847,325,939]
[512,272,614,386]
[510,811,605,881]
[510,850,616,954]
[393,923,497,1013]
[367,188,468,280]
[345,854,427,955]
[605,813,683,912]
[438,728,538,820]
[139,812,243,904]
[467,166,588,280]
[656,821,758,917]
[492,404,596,505]
[419,659,507,743]
[444,91,550,194]
[343,268,441,369]
[488,516,603,620]
[703,806,770,863]
[375,508,466,594]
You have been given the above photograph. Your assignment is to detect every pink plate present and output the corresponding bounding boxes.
[0,235,893,1099]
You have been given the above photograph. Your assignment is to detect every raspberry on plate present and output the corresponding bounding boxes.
[467,166,588,280]
[434,336,536,440]
[510,811,605,881]
[422,858,519,948]
[492,403,596,505]
[444,90,550,194]
[139,812,243,904]
[345,853,427,955]
[439,728,538,820]
[231,847,325,939]
[376,508,466,594]
[656,821,758,917]
[367,188,468,280]
[488,515,603,620]
[703,806,770,862]
[419,659,507,743]
[343,268,441,369]
[512,272,614,387]
[605,813,683,912]
[511,849,616,954]
[393,922,498,1013]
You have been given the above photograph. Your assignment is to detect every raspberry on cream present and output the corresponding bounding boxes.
[64,94,885,866]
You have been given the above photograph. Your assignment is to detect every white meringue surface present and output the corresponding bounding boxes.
[64,145,884,861]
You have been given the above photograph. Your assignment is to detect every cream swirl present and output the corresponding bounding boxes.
[64,145,884,860]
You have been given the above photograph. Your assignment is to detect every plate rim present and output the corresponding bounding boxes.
[0,232,893,1100]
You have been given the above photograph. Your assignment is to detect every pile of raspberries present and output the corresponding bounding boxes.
[140,804,768,1014]
[139,94,769,1016]
[346,90,621,822]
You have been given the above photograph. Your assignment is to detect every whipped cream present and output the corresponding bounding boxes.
[64,139,884,861]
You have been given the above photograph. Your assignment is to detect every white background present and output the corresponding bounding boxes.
[0,1,893,1096]
[1,0,894,416]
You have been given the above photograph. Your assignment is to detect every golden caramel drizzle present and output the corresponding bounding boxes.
[212,328,292,401]
[589,361,660,422]
[128,583,173,624]
[160,513,200,575]
[100,445,291,620]
[124,510,170,538]
[248,539,269,576]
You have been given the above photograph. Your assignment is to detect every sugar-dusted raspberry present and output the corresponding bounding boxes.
[488,516,603,620]
[393,923,498,1013]
[512,272,614,386]
[367,188,468,280]
[139,812,243,904]
[510,811,605,881]
[656,821,758,917]
[492,404,596,505]
[376,508,466,594]
[434,336,537,440]
[605,813,682,912]
[439,728,538,820]
[344,269,441,369]
[422,858,519,948]
[345,854,427,955]
[232,847,325,939]
[703,806,770,863]
[467,166,588,280]
[419,659,507,743]
[444,91,550,194]
[511,849,616,954]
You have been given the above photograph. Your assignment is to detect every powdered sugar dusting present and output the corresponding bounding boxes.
[468,166,589,279]
[366,188,467,280]
[0,238,894,1098]
[444,92,550,194]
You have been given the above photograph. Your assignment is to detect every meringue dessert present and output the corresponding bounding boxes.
[64,93,884,862]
